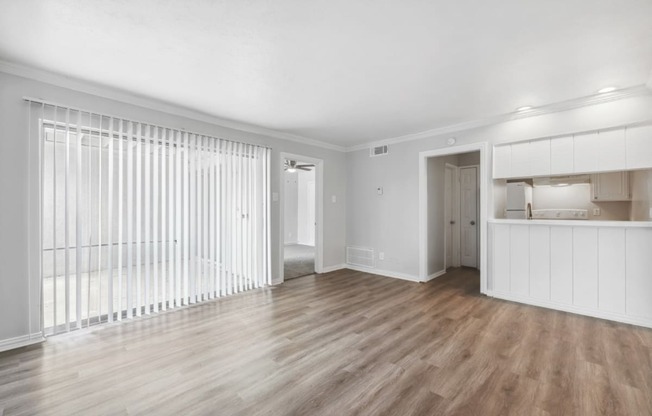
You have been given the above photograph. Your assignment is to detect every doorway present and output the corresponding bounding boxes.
[419,143,488,292]
[280,154,323,280]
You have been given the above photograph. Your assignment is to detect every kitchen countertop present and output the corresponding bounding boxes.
[489,218,652,228]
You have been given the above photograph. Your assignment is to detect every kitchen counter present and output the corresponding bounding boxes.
[489,218,652,228]
[488,219,652,328]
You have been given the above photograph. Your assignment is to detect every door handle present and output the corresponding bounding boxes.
[450,221,455,225]
[470,221,476,225]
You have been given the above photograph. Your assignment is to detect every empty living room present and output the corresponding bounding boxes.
[1,1,652,415]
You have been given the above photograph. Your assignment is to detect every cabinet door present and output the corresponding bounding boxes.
[573,227,598,309]
[529,139,551,177]
[597,129,626,171]
[626,125,652,170]
[591,172,630,201]
[510,225,530,296]
[492,224,510,293]
[493,145,511,179]
[510,142,530,178]
[598,228,626,314]
[550,136,574,174]
[573,132,599,173]
[529,226,550,300]
[550,227,573,304]
[626,229,652,319]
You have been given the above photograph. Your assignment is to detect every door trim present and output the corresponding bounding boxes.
[279,152,324,283]
[419,143,489,293]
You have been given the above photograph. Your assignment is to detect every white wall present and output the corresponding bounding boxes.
[0,70,347,345]
[283,171,298,244]
[346,94,652,279]
[297,168,316,246]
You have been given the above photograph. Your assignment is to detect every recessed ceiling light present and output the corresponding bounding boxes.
[516,106,532,112]
[598,87,617,94]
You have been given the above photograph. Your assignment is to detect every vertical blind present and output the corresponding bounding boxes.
[27,99,272,335]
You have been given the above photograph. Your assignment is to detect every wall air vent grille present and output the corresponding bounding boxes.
[346,246,375,268]
[370,145,388,157]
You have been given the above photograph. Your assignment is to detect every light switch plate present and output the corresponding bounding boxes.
[593,208,601,216]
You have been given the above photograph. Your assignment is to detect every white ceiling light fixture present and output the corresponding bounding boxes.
[597,86,617,94]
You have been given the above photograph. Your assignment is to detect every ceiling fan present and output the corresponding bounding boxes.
[284,160,314,172]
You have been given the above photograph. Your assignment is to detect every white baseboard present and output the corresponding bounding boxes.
[425,269,446,282]
[0,332,45,353]
[320,264,345,273]
[345,264,421,282]
[487,290,652,329]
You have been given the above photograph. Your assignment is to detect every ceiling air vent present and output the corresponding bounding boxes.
[370,145,388,157]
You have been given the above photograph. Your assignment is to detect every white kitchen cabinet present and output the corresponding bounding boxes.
[549,136,574,175]
[529,226,550,300]
[626,229,652,319]
[590,171,630,201]
[492,224,511,293]
[550,227,573,304]
[598,228,626,314]
[598,129,626,171]
[529,139,551,177]
[510,142,530,178]
[573,132,599,173]
[493,145,511,179]
[509,225,529,295]
[626,125,652,170]
[572,227,598,309]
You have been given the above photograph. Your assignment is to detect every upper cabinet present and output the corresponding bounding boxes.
[591,171,630,201]
[626,125,652,170]
[549,136,574,174]
[493,124,651,179]
[573,132,600,173]
[598,129,626,171]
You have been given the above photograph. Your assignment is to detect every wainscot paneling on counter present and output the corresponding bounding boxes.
[488,219,652,328]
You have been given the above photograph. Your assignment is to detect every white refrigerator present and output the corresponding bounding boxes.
[505,182,533,219]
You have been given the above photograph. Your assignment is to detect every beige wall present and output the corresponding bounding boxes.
[631,169,652,221]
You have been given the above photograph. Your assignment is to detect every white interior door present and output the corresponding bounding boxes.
[460,166,478,268]
[444,165,459,268]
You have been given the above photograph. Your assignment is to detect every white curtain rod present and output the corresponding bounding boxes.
[23,96,272,150]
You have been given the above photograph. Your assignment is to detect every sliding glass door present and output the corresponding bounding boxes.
[29,101,271,335]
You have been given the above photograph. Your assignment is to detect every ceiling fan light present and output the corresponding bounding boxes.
[287,168,296,173]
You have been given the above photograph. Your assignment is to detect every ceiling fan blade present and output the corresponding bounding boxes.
[297,166,312,171]
[296,164,315,168]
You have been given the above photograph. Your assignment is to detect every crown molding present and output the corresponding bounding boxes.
[345,84,652,152]
[0,59,347,152]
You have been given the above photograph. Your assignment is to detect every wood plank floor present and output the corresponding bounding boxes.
[1,267,652,415]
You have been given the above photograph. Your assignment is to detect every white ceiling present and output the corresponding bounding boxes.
[1,0,651,148]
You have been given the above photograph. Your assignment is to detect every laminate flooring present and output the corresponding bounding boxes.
[1,267,651,415]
